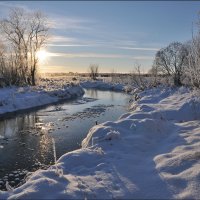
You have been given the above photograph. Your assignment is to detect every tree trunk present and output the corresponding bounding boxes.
[174,74,182,86]
[31,65,36,86]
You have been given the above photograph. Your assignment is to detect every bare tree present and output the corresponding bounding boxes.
[88,64,99,80]
[28,11,49,85]
[110,68,116,83]
[186,37,200,88]
[0,41,6,73]
[0,8,49,86]
[148,61,160,87]
[130,64,147,90]
[154,42,188,86]
[0,41,6,86]
[0,41,16,86]
[185,13,200,88]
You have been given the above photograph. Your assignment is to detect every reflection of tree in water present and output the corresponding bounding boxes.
[0,112,53,176]
[110,91,114,102]
[0,114,42,138]
[0,118,22,138]
[87,89,98,99]
[0,113,53,156]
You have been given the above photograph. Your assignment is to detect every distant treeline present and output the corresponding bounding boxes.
[41,72,155,78]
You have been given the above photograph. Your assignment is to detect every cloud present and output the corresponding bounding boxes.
[46,52,153,60]
[49,35,77,43]
[47,43,159,52]
[47,44,92,47]
[38,65,71,72]
[0,2,27,9]
[0,2,31,16]
[47,52,125,58]
[47,35,159,51]
[48,15,95,31]
[118,46,159,51]
[0,3,93,32]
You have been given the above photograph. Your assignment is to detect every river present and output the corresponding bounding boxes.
[0,89,131,190]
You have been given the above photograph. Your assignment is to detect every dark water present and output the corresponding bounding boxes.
[0,89,131,190]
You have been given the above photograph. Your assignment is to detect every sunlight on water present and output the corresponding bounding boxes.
[0,89,131,190]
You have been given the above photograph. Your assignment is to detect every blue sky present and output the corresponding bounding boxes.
[0,1,200,73]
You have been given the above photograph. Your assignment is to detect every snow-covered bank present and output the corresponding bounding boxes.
[0,81,84,116]
[1,86,200,199]
[80,80,127,92]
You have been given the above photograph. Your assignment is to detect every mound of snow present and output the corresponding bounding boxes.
[126,87,200,122]
[1,86,200,199]
[0,82,84,116]
[80,80,127,92]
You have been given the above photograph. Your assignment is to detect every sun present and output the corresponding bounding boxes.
[36,50,48,63]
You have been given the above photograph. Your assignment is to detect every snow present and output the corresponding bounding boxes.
[1,85,200,199]
[0,81,84,116]
[0,79,136,117]
[80,80,126,92]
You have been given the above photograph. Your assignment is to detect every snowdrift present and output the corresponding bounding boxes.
[80,80,125,92]
[1,86,200,199]
[0,83,84,116]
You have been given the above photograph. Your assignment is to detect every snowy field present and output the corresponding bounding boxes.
[80,80,126,92]
[1,85,200,199]
[0,78,133,117]
[0,79,84,116]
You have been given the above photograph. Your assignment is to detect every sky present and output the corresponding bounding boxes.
[0,1,200,73]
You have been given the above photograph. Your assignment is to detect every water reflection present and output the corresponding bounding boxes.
[0,114,42,137]
[85,89,98,98]
[0,113,53,174]
[0,89,131,190]
[110,91,114,102]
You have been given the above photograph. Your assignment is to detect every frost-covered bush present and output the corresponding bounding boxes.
[153,42,188,86]
[186,36,200,88]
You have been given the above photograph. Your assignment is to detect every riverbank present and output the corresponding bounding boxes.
[0,79,135,117]
[0,80,84,116]
[0,89,131,191]
[1,85,200,199]
[80,80,135,93]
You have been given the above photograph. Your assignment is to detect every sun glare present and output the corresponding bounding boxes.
[36,50,48,63]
